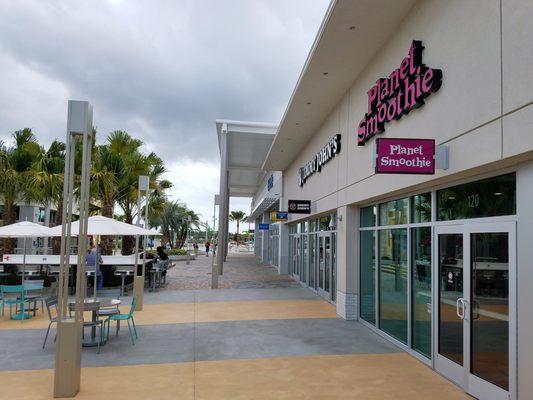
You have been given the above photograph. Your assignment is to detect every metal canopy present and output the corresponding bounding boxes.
[217,120,277,197]
[247,197,278,222]
[263,0,417,171]
[214,119,277,288]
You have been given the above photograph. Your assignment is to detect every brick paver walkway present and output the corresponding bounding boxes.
[163,251,298,290]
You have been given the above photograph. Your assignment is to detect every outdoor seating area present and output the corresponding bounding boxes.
[1,283,139,353]
[0,217,158,357]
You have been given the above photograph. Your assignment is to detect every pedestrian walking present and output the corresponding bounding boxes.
[205,241,210,256]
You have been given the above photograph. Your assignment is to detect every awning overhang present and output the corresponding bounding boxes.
[246,197,279,222]
[263,0,417,171]
[217,120,278,197]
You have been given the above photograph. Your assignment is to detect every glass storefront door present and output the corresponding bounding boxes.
[317,233,334,301]
[434,222,515,400]
[291,235,301,280]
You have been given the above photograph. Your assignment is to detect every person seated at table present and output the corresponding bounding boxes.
[156,246,169,278]
[86,245,103,290]
[156,246,169,261]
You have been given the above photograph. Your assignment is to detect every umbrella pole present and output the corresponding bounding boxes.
[94,236,98,299]
[22,236,27,283]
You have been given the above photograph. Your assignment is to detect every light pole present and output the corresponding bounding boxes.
[133,175,150,311]
[54,100,92,398]
[183,215,192,264]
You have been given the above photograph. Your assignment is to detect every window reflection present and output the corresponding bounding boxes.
[379,229,408,344]
[380,198,408,226]
[437,173,515,221]
[471,232,509,390]
[412,227,432,358]
[438,234,464,365]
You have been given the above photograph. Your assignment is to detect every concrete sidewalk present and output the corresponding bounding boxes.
[0,254,470,399]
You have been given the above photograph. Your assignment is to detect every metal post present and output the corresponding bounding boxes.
[54,100,92,398]
[93,236,98,299]
[142,193,149,280]
[133,175,149,310]
[214,126,228,287]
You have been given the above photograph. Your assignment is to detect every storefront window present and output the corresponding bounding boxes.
[379,198,408,226]
[437,173,516,221]
[379,229,408,344]
[302,234,308,284]
[411,193,431,223]
[360,230,376,325]
[38,208,46,223]
[412,227,432,358]
[331,233,337,302]
[319,215,332,231]
[309,234,316,289]
[360,206,376,227]
[301,221,308,233]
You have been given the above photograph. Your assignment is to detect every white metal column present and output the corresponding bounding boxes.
[215,124,228,287]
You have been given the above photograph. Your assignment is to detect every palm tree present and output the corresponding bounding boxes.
[151,201,199,248]
[90,143,120,254]
[229,211,247,245]
[107,131,172,254]
[26,139,66,253]
[0,129,41,252]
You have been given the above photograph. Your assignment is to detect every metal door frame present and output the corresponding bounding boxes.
[317,232,333,300]
[433,221,516,400]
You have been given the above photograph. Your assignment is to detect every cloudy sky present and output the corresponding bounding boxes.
[0,0,329,232]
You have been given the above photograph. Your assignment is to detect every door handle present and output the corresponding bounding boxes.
[456,298,469,321]
[456,298,466,320]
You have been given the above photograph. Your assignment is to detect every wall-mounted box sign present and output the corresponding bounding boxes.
[267,174,274,191]
[288,200,311,214]
[259,223,269,230]
[358,41,443,146]
[298,134,341,187]
[375,138,435,174]
[270,211,288,221]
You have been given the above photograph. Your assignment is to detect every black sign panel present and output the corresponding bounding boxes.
[288,200,311,214]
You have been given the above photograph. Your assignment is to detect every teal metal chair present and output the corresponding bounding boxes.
[104,296,138,345]
[1,285,28,320]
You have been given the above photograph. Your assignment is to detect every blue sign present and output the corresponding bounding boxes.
[267,174,274,191]
[270,211,288,221]
[259,223,269,230]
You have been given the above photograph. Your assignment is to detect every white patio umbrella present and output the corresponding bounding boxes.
[49,216,161,297]
[48,215,159,237]
[0,221,57,280]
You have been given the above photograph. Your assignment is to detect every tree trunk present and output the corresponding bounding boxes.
[100,201,114,255]
[52,201,63,254]
[122,211,135,255]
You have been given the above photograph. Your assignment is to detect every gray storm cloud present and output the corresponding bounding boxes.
[0,0,328,162]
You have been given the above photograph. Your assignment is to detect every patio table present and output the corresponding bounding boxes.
[69,298,121,347]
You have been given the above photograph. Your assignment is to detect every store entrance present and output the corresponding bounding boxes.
[317,233,335,301]
[434,222,515,400]
[291,235,301,280]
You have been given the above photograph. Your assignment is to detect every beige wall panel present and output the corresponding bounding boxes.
[503,104,533,158]
[285,0,502,208]
[346,0,501,184]
[283,107,341,211]
[340,120,501,206]
[337,92,351,190]
[502,0,533,113]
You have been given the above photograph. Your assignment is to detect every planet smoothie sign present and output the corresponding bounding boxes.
[358,41,442,145]
[376,138,435,174]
